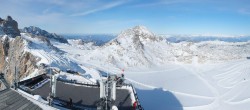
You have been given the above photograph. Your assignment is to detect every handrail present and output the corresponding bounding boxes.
[0,73,9,89]
[130,84,144,110]
[121,83,144,110]
[30,78,49,90]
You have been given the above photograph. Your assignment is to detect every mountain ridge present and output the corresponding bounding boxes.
[21,26,68,43]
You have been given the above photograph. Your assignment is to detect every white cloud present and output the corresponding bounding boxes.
[0,0,132,33]
[133,0,210,7]
[70,1,128,16]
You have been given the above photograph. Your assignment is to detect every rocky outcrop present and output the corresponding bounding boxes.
[0,16,66,85]
[0,36,40,85]
[0,16,20,37]
[0,16,38,84]
[21,26,68,43]
[0,18,4,35]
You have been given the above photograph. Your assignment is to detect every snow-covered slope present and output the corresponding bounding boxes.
[19,33,108,83]
[193,41,250,62]
[67,39,97,50]
[61,26,250,69]
[13,25,250,110]
[20,33,85,73]
[118,59,250,110]
[50,26,250,110]
[75,26,175,68]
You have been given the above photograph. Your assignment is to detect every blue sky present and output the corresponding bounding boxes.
[0,0,250,35]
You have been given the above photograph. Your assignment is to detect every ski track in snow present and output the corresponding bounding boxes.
[126,78,214,100]
[180,64,221,110]
[121,60,250,110]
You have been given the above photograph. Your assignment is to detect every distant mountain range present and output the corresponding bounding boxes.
[62,34,116,46]
[77,26,250,68]
[61,33,250,45]
[1,15,250,83]
[20,26,68,43]
[164,35,250,43]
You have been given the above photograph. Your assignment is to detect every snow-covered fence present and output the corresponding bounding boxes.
[30,78,49,90]
[57,77,98,87]
[18,74,47,86]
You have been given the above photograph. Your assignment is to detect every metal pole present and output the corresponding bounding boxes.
[99,80,105,98]
[51,69,57,97]
[106,70,109,110]
[51,75,56,97]
[106,81,108,110]
[111,81,116,101]
[14,66,17,90]
[50,69,52,92]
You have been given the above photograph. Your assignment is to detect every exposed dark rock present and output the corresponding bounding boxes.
[21,26,68,43]
[0,16,21,37]
[0,17,3,23]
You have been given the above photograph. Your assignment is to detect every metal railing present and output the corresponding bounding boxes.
[0,73,9,89]
[122,83,144,110]
[130,84,144,110]
[57,77,99,87]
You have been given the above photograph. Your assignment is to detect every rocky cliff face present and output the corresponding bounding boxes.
[0,16,40,85]
[0,36,40,85]
[0,16,20,37]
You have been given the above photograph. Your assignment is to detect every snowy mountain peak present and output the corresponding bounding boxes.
[114,25,161,46]
[23,26,41,33]
[118,25,155,39]
[132,25,154,36]
[90,26,167,68]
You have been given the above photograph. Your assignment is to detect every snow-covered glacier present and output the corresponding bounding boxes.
[2,23,250,110]
[49,26,250,110]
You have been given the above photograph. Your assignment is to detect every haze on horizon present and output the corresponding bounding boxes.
[0,0,250,35]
